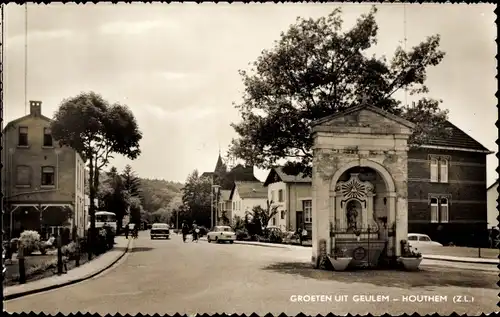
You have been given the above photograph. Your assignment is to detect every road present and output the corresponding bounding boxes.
[4,231,498,315]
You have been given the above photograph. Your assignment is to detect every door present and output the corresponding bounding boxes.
[296,211,303,232]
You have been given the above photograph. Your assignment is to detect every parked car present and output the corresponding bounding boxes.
[150,223,170,240]
[408,233,443,248]
[262,226,283,243]
[207,226,236,243]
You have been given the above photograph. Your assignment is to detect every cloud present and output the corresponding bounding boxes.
[99,20,178,35]
[7,29,74,47]
[138,104,219,121]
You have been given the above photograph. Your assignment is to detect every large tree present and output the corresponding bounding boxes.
[99,166,130,233]
[122,164,141,197]
[51,91,142,257]
[229,7,450,176]
[181,170,213,227]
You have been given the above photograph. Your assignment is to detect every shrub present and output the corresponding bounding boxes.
[61,242,77,258]
[19,231,41,255]
[235,229,249,241]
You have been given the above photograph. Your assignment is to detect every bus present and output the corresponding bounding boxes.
[88,211,117,234]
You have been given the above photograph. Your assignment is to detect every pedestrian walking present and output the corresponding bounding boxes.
[192,221,199,242]
[124,224,129,239]
[181,221,189,243]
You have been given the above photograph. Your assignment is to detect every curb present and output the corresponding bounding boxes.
[423,255,498,266]
[202,237,497,265]
[3,239,133,301]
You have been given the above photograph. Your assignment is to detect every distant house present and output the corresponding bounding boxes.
[218,190,232,224]
[229,181,268,222]
[2,100,86,239]
[487,180,498,229]
[263,167,312,233]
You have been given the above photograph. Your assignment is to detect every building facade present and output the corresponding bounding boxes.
[229,181,268,222]
[263,167,312,233]
[406,120,492,247]
[2,100,86,239]
[487,181,498,230]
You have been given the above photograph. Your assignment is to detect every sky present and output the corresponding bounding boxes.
[2,3,497,186]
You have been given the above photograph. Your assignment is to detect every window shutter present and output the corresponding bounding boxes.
[440,160,448,183]
[430,159,439,182]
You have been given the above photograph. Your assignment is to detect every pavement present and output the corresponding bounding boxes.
[200,236,498,265]
[3,235,132,301]
[4,231,498,315]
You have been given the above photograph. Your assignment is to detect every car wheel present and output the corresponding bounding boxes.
[151,236,154,240]
[207,237,211,243]
[166,236,169,239]
[229,240,234,244]
[215,237,218,243]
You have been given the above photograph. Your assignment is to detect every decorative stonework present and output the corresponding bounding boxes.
[335,173,374,199]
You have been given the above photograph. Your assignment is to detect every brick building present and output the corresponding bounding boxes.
[2,100,86,239]
[406,121,493,247]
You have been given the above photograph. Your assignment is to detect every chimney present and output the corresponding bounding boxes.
[30,100,42,116]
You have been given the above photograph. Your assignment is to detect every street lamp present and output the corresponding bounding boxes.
[211,184,220,228]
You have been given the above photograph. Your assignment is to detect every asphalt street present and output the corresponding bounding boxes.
[4,231,498,315]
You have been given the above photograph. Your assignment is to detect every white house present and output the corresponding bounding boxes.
[487,180,498,229]
[229,181,268,222]
[263,167,312,233]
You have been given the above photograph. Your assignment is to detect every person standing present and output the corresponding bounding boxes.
[124,224,129,239]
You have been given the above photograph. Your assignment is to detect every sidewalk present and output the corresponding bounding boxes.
[200,237,499,265]
[3,236,133,301]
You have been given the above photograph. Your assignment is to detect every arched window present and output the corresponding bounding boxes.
[430,197,439,223]
[430,159,439,182]
[440,198,449,223]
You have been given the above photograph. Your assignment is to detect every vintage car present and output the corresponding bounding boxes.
[207,226,236,243]
[150,223,170,240]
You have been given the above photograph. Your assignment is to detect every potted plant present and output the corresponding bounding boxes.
[398,239,422,271]
[327,247,352,271]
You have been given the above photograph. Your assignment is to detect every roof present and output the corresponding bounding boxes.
[230,181,268,200]
[422,120,491,153]
[312,104,416,129]
[263,167,312,186]
[200,172,214,179]
[219,189,231,201]
[487,180,499,191]
[4,113,52,131]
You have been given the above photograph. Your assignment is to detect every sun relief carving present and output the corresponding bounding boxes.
[336,173,374,199]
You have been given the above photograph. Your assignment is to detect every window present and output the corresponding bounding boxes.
[303,200,312,223]
[430,196,449,223]
[419,235,431,242]
[440,198,449,223]
[430,156,449,183]
[408,235,418,241]
[18,127,28,146]
[43,127,53,147]
[280,210,285,220]
[41,166,55,186]
[430,197,439,223]
[16,165,31,187]
[439,159,448,183]
[430,158,439,182]
[272,218,276,226]
[278,190,283,202]
[271,190,276,202]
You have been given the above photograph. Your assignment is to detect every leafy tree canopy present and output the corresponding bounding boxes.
[229,6,449,176]
[180,170,214,227]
